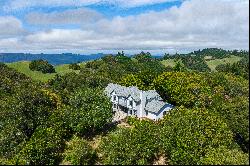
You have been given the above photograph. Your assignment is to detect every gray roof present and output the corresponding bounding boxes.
[105,83,141,101]
[105,83,162,101]
[144,90,162,100]
[105,83,173,113]
[145,100,168,113]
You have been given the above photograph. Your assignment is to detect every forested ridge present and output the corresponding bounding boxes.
[0,48,249,165]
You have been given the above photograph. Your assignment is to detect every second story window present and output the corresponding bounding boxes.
[129,101,133,107]
[113,96,116,101]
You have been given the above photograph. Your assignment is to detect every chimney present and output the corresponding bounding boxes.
[139,90,146,118]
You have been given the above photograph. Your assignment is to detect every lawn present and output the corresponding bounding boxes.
[6,61,83,82]
[206,55,242,71]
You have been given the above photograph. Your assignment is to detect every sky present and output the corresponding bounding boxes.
[0,0,249,54]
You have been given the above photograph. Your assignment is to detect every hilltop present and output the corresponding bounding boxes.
[5,48,248,82]
[6,61,85,82]
[0,48,249,165]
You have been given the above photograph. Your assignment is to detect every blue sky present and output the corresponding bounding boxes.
[0,0,249,54]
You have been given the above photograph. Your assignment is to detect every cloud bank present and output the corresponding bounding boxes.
[0,0,249,53]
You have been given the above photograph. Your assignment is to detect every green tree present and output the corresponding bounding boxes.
[69,63,81,70]
[134,51,153,63]
[159,106,235,165]
[0,86,59,159]
[29,59,55,73]
[200,146,249,165]
[153,72,212,108]
[16,124,67,165]
[99,118,160,165]
[64,87,113,135]
[173,61,187,71]
[63,135,97,165]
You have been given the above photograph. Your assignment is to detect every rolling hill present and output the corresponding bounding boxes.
[6,61,85,82]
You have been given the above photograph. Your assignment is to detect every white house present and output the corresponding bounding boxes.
[105,83,174,121]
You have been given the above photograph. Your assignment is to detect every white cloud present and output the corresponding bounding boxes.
[0,0,249,53]
[25,8,103,25]
[0,16,26,38]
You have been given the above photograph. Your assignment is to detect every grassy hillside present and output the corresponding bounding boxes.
[161,55,242,71]
[206,55,242,71]
[161,59,183,67]
[6,55,243,82]
[6,61,83,82]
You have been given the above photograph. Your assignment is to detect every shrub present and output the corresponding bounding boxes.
[29,59,55,73]
[64,135,97,165]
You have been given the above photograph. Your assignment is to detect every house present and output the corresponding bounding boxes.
[105,83,174,121]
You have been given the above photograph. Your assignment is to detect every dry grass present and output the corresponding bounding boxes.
[153,153,168,165]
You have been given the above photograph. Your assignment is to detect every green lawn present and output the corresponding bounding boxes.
[6,61,83,82]
[206,55,242,71]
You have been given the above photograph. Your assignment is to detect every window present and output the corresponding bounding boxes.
[129,101,133,107]
[113,96,116,101]
[146,110,148,116]
[134,110,137,115]
[113,104,116,108]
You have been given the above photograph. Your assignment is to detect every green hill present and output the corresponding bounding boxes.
[6,55,243,82]
[205,55,242,71]
[6,61,84,82]
[161,55,242,71]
